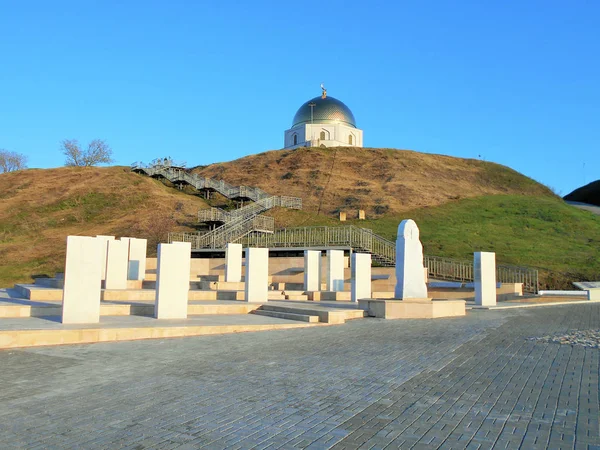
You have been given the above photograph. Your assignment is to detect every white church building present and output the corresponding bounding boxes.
[284,87,363,149]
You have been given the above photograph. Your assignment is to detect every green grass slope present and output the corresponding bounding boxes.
[270,195,600,289]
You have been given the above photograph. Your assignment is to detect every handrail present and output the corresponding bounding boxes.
[131,163,302,206]
[169,225,539,292]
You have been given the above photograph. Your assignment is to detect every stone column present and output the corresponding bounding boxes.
[245,247,268,303]
[62,236,102,324]
[304,250,321,291]
[225,243,243,282]
[96,235,115,280]
[104,239,129,290]
[395,219,428,299]
[326,249,345,292]
[128,238,147,280]
[351,253,372,302]
[474,252,497,306]
[155,242,192,319]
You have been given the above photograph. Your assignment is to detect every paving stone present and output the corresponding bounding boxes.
[0,304,599,449]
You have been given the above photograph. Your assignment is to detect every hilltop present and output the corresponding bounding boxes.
[0,166,207,287]
[564,180,600,207]
[194,147,555,216]
[1,148,598,289]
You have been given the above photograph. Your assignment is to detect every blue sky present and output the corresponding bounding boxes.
[1,0,598,196]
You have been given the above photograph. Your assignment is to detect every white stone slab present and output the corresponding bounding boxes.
[62,236,102,324]
[326,250,345,292]
[245,247,269,303]
[573,281,600,290]
[539,290,587,297]
[474,252,497,306]
[104,239,129,290]
[304,250,322,291]
[351,253,372,302]
[394,220,428,299]
[225,243,243,282]
[127,238,147,280]
[96,235,115,280]
[154,242,192,319]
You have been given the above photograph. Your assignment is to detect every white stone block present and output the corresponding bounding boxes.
[304,250,322,291]
[326,250,345,292]
[96,235,115,280]
[155,242,192,319]
[245,247,269,303]
[395,220,428,299]
[225,243,243,282]
[62,236,102,324]
[127,238,147,280]
[474,252,497,306]
[351,253,372,302]
[105,239,129,290]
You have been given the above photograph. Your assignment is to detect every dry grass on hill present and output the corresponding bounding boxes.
[194,147,555,217]
[0,166,207,286]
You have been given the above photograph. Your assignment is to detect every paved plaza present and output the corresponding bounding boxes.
[1,304,599,449]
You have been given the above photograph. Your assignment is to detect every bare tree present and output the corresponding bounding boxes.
[0,149,28,173]
[61,139,113,167]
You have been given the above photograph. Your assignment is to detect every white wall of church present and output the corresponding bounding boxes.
[284,124,363,149]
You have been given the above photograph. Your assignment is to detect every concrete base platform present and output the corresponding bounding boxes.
[0,314,317,349]
[359,298,466,319]
[0,298,259,319]
[14,284,246,302]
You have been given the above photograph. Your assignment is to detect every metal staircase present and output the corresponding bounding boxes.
[132,162,303,248]
[131,162,279,202]
[198,196,302,224]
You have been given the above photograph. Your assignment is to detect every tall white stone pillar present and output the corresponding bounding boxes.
[104,239,129,290]
[96,235,115,280]
[351,253,372,302]
[326,250,345,292]
[474,252,497,306]
[128,238,147,280]
[225,243,243,282]
[395,219,428,299]
[155,242,192,319]
[304,250,321,291]
[245,247,268,303]
[62,236,102,324]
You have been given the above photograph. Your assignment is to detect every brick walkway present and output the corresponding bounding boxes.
[0,304,598,449]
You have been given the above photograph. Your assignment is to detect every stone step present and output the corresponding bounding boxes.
[0,301,257,319]
[260,304,365,324]
[13,285,246,302]
[0,315,315,349]
[285,294,309,301]
[252,309,319,323]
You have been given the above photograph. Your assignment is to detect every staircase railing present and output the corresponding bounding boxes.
[131,163,301,205]
[198,196,302,224]
[169,225,539,292]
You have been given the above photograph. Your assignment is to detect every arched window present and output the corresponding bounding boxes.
[293,134,298,145]
[320,131,326,140]
[348,135,353,145]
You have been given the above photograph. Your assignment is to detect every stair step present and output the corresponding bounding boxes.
[252,310,319,323]
[260,304,364,324]
[285,295,308,301]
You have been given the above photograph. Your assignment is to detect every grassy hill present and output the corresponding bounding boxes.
[1,148,597,290]
[263,195,600,289]
[194,147,555,216]
[0,166,207,287]
[564,180,600,207]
